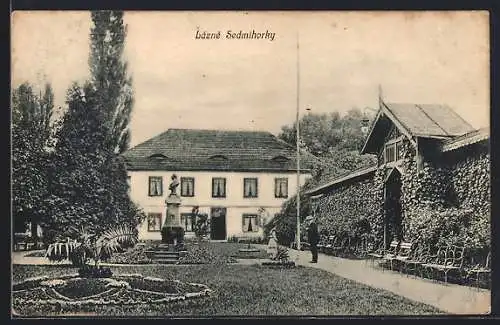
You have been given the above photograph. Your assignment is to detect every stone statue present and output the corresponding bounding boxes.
[168,174,180,196]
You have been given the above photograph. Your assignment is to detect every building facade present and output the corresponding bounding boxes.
[306,101,490,251]
[122,129,311,241]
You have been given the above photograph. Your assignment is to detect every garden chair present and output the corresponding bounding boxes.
[356,235,369,258]
[317,236,327,254]
[324,236,336,255]
[332,237,349,257]
[365,240,385,268]
[380,240,400,271]
[421,245,448,282]
[400,245,431,278]
[434,245,466,284]
[391,241,414,272]
[466,251,491,290]
[14,233,29,251]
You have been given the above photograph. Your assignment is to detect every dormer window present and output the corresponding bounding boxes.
[149,153,168,160]
[209,155,228,161]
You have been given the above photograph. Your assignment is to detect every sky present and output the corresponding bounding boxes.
[11,11,490,147]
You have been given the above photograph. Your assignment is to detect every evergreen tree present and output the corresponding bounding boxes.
[89,10,133,154]
[45,83,143,242]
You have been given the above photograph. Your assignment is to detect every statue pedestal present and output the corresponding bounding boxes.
[161,194,185,251]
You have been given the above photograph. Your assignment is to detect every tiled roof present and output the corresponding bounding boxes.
[122,128,315,172]
[384,103,475,137]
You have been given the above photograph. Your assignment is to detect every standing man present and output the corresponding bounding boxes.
[306,215,319,263]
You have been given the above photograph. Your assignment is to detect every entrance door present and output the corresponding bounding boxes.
[384,169,403,248]
[210,207,227,240]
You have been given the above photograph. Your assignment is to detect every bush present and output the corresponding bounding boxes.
[107,246,153,264]
[178,244,236,265]
[266,188,312,247]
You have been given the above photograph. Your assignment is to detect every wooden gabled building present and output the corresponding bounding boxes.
[306,100,490,249]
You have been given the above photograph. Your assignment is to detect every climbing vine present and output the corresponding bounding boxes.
[314,136,490,253]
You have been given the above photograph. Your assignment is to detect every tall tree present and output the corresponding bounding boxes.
[45,83,143,242]
[12,82,55,239]
[89,10,133,154]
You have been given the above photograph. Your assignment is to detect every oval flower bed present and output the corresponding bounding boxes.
[12,273,212,310]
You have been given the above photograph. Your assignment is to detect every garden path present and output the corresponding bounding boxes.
[276,246,490,315]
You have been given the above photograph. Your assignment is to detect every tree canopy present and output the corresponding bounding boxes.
[278,107,377,187]
[12,83,55,234]
[12,11,144,244]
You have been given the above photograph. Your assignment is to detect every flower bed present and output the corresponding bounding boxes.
[12,273,212,311]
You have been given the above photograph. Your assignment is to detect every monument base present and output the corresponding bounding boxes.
[161,226,185,251]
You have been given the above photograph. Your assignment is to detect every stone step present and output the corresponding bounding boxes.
[152,253,180,259]
[153,258,179,264]
[154,259,180,264]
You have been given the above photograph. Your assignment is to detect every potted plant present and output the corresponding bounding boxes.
[45,224,138,278]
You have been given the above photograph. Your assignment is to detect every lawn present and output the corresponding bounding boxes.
[193,242,269,259]
[12,263,442,316]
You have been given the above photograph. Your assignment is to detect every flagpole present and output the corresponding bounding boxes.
[296,32,301,252]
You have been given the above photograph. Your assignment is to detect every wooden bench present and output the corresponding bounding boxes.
[421,245,466,283]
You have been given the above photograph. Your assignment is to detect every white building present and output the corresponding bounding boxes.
[122,129,311,241]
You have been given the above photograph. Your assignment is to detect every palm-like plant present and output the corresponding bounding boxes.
[45,224,138,268]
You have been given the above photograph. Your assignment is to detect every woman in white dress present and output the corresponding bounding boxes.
[267,229,278,260]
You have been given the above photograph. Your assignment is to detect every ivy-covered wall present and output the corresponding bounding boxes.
[446,147,490,217]
[315,174,383,242]
[400,140,490,251]
[314,133,490,253]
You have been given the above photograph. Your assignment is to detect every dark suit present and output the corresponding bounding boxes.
[307,221,320,262]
